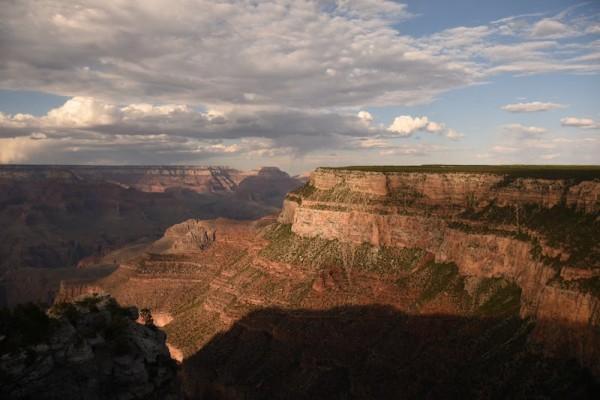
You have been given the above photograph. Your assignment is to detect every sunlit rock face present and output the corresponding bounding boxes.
[282,166,600,375]
[0,294,180,400]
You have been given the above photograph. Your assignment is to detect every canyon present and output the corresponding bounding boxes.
[0,165,303,307]
[49,166,599,398]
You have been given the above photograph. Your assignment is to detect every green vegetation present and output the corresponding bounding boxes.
[325,165,600,181]
[552,276,600,297]
[165,310,221,356]
[397,260,523,316]
[447,221,531,242]
[261,223,424,273]
[287,281,313,306]
[297,183,383,204]
[476,281,522,317]
[262,223,524,317]
[418,261,462,302]
[304,203,350,212]
[461,203,599,268]
[577,277,600,297]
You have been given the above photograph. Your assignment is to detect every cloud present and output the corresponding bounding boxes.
[357,111,374,123]
[387,115,443,136]
[492,145,519,154]
[540,153,560,160]
[0,0,480,108]
[0,96,386,163]
[29,132,47,140]
[484,126,599,164]
[530,19,572,38]
[560,117,599,129]
[424,121,444,133]
[0,94,471,164]
[45,97,120,127]
[0,137,44,163]
[378,143,436,157]
[503,123,547,136]
[0,1,598,110]
[501,101,565,113]
[387,115,463,140]
[445,129,464,141]
[354,138,390,149]
[0,1,598,168]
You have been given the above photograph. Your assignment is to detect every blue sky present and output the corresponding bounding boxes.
[0,0,598,173]
[400,0,583,35]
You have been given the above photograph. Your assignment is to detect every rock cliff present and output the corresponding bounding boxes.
[280,166,600,374]
[0,294,180,400]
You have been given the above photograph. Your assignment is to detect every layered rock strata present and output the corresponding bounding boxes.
[0,165,299,194]
[280,167,600,373]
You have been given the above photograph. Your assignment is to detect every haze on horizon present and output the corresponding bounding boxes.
[0,0,599,174]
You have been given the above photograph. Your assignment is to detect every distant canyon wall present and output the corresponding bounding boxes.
[0,165,299,194]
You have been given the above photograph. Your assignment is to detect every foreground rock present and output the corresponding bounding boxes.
[0,294,180,400]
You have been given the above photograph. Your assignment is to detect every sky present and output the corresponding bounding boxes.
[0,0,598,174]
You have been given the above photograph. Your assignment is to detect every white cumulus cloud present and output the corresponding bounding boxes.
[357,111,374,123]
[388,115,442,136]
[387,115,462,140]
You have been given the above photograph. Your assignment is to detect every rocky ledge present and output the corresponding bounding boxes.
[0,294,180,400]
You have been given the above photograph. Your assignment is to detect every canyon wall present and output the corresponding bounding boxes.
[0,165,299,194]
[281,167,600,374]
[0,165,302,281]
[309,167,600,212]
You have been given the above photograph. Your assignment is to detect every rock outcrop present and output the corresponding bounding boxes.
[0,294,180,400]
[281,166,600,374]
[159,220,217,253]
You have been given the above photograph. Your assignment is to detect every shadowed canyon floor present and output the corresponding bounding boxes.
[183,306,598,399]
